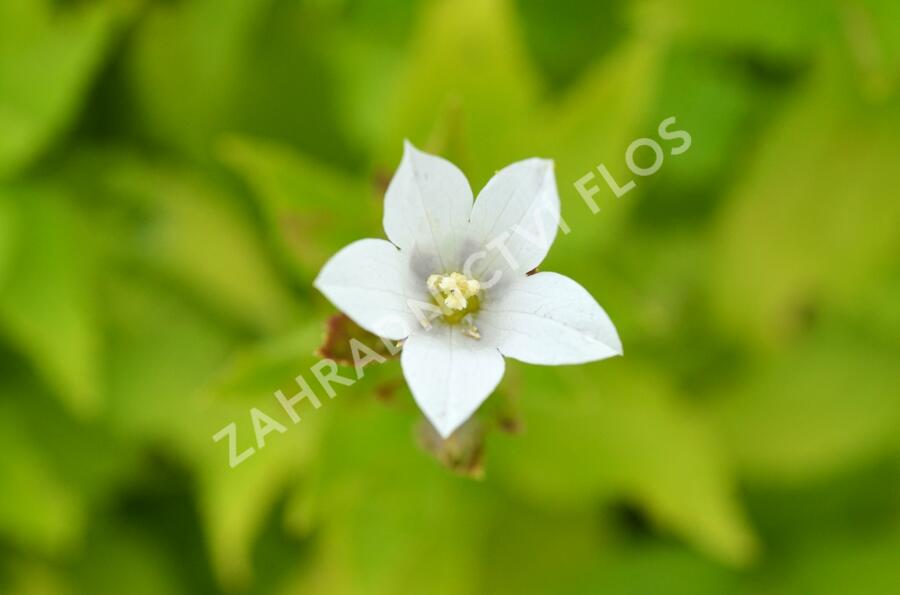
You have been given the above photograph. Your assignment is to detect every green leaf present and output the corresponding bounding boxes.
[846,0,900,99]
[101,271,238,446]
[0,192,17,285]
[72,522,191,595]
[710,54,900,347]
[0,184,100,415]
[753,515,900,595]
[489,359,757,566]
[561,544,738,595]
[194,322,330,589]
[88,153,297,334]
[0,357,135,559]
[536,36,664,180]
[517,0,628,91]
[0,555,68,595]
[219,135,378,282]
[535,37,665,263]
[0,0,129,178]
[282,409,489,595]
[378,0,541,185]
[123,0,273,155]
[0,398,83,554]
[712,327,900,484]
[653,0,839,60]
[633,45,757,222]
[102,277,328,590]
[99,263,325,591]
[325,3,417,154]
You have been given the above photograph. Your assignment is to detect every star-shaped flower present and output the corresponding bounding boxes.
[315,141,622,437]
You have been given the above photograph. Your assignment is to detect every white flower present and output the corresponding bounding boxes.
[314,141,622,438]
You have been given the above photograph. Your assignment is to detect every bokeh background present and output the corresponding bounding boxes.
[1,0,899,593]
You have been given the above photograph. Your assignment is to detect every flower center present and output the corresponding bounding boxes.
[426,272,482,338]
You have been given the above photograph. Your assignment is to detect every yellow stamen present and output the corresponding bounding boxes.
[425,272,483,337]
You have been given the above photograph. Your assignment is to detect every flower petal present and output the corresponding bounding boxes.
[314,239,418,340]
[479,272,622,365]
[401,324,505,438]
[383,141,473,271]
[466,158,560,283]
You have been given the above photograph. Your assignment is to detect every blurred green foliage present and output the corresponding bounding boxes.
[1,0,899,593]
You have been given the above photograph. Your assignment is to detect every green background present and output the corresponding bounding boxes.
[1,0,899,593]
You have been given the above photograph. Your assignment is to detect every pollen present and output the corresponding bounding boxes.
[425,272,483,335]
[427,272,481,312]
